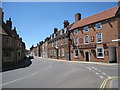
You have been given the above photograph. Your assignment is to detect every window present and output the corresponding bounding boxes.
[96,33,102,43]
[62,48,64,56]
[51,35,52,39]
[84,35,89,44]
[64,37,66,44]
[54,34,56,38]
[58,49,60,56]
[52,42,53,47]
[96,47,104,58]
[74,37,78,46]
[84,26,89,32]
[60,30,62,35]
[64,28,67,33]
[96,23,102,30]
[6,37,11,46]
[74,49,79,57]
[73,29,78,35]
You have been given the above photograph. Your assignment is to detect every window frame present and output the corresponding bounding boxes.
[74,49,79,57]
[96,23,102,30]
[96,33,102,43]
[84,35,89,44]
[73,29,78,35]
[74,37,78,46]
[96,47,104,58]
[62,48,64,56]
[84,26,89,32]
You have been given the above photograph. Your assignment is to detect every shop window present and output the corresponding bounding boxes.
[74,49,79,57]
[96,47,104,58]
[62,48,64,56]
[58,49,60,56]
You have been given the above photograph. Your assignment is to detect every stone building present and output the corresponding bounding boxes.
[70,6,120,63]
[0,8,26,67]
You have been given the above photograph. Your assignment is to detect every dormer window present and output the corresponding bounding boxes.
[60,30,62,35]
[96,23,102,30]
[73,29,78,35]
[62,29,64,34]
[84,26,89,32]
[64,28,67,33]
[54,34,56,38]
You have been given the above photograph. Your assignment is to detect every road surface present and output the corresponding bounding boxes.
[1,57,119,89]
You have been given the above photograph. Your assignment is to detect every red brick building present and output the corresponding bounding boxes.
[48,21,74,60]
[70,6,120,63]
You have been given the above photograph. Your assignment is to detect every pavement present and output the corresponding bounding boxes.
[1,57,119,89]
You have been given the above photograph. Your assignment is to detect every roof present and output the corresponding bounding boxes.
[70,6,118,30]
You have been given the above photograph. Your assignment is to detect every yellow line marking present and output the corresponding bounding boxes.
[99,76,120,90]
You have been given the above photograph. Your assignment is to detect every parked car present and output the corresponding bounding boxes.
[29,55,34,59]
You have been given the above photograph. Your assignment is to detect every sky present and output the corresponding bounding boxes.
[2,2,117,50]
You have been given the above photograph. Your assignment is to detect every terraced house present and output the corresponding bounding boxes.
[48,21,74,60]
[0,8,26,67]
[70,6,120,63]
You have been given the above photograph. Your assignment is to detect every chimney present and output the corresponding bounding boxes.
[20,38,22,41]
[75,13,81,22]
[13,27,17,35]
[2,11,4,21]
[118,1,120,7]
[6,18,12,30]
[63,20,69,28]
[54,28,58,33]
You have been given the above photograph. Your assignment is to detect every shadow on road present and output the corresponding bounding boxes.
[2,58,32,72]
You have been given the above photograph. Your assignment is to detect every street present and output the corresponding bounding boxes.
[1,57,119,88]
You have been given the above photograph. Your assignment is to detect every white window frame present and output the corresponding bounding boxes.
[84,26,89,32]
[74,37,78,46]
[60,30,62,35]
[64,28,67,33]
[84,35,89,44]
[96,47,104,58]
[58,49,60,56]
[96,23,102,30]
[96,33,102,43]
[62,48,64,56]
[73,29,78,35]
[74,49,79,57]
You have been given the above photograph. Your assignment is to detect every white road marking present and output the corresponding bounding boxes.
[0,72,38,86]
[98,70,102,72]
[96,73,99,75]
[87,67,92,70]
[92,67,95,69]
[102,72,106,75]
[94,68,97,70]
[100,76,104,79]
[107,76,111,78]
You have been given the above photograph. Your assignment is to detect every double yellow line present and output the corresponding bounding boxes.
[99,76,120,90]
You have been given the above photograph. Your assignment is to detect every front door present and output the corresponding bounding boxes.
[85,51,89,61]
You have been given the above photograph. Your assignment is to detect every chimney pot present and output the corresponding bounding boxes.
[75,13,81,22]
[54,28,58,33]
[63,20,69,28]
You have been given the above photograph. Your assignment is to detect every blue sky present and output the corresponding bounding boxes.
[2,2,117,50]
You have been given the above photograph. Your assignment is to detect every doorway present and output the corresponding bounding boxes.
[85,51,89,61]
